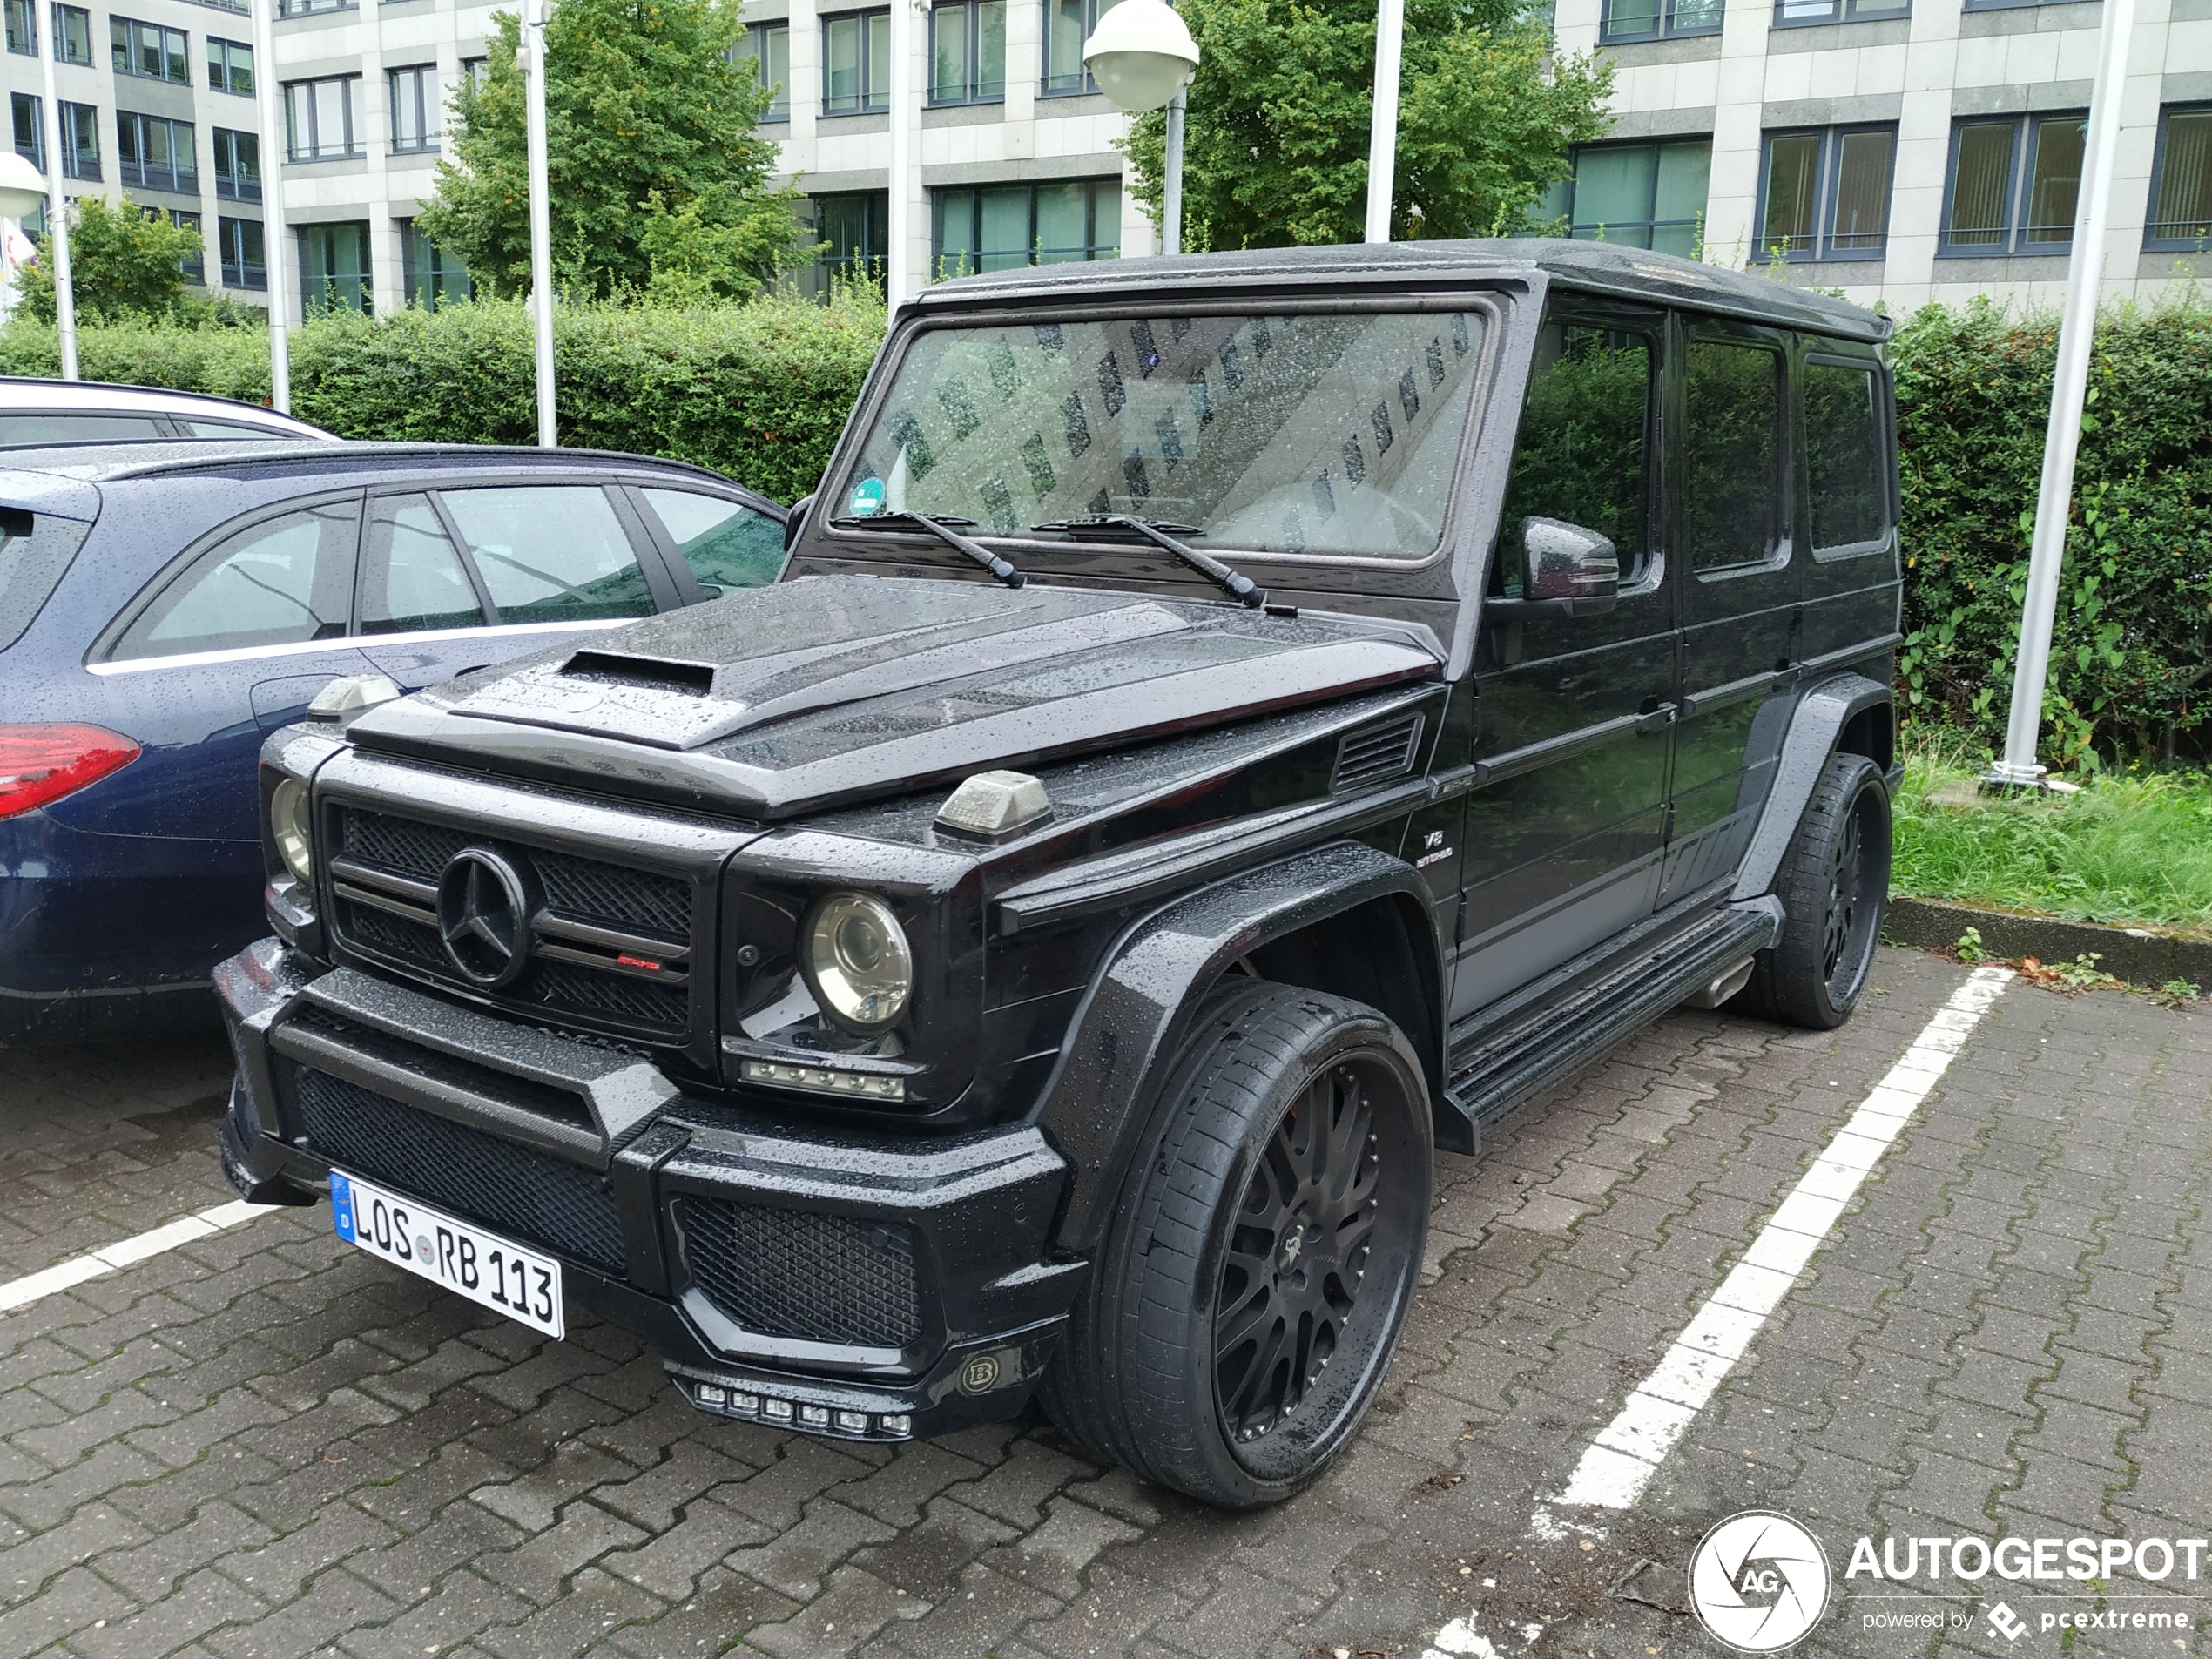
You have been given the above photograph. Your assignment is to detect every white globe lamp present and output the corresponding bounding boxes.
[1082,0,1199,255]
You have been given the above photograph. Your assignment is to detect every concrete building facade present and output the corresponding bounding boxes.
[4,0,2208,320]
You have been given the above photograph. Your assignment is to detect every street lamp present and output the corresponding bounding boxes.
[1083,0,1199,256]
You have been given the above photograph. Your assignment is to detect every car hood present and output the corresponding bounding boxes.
[352,574,1443,818]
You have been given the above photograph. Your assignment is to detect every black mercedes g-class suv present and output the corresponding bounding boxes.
[218,239,1900,1509]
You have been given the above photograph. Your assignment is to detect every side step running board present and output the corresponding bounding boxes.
[1439,904,1780,1152]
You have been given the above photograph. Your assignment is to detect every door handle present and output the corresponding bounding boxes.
[1635,701,1677,736]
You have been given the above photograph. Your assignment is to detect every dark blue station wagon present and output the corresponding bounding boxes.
[1,442,786,1041]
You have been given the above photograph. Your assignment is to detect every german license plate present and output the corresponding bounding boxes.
[330,1170,564,1339]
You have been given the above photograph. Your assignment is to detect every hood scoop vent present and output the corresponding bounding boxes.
[1332,713,1425,792]
[561,651,718,696]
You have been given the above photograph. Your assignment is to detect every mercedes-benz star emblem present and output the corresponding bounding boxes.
[435,847,535,988]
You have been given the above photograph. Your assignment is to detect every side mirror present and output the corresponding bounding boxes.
[784,492,816,554]
[1487,517,1620,622]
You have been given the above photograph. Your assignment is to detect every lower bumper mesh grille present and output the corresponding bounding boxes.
[291,1068,625,1275]
[679,1197,921,1349]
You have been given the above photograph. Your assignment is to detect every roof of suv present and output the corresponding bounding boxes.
[0,376,336,437]
[0,438,777,502]
[917,236,1891,343]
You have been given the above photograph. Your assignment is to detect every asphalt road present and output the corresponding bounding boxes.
[3,946,2209,1659]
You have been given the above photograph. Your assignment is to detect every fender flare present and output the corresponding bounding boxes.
[1731,672,1895,905]
[1029,840,1445,1253]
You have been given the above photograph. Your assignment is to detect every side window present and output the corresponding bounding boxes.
[640,489,786,597]
[0,413,170,443]
[176,418,314,442]
[111,498,360,660]
[1683,339,1784,574]
[1803,360,1886,553]
[1499,317,1656,589]
[359,493,482,634]
[436,485,654,624]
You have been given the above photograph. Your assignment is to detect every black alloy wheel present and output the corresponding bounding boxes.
[1039,981,1432,1508]
[1216,1060,1385,1446]
[1739,751,1892,1029]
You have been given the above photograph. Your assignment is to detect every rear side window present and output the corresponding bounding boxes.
[439,486,655,624]
[0,413,169,444]
[111,499,361,660]
[0,506,94,652]
[1804,360,1887,552]
[360,494,482,634]
[1683,339,1784,573]
[641,489,785,597]
[176,417,314,441]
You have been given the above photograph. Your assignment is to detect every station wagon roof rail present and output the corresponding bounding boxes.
[914,238,1891,343]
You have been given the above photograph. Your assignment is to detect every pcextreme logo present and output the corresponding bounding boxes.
[1688,1510,1834,1652]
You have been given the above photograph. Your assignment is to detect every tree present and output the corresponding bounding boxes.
[417,0,799,302]
[18,194,206,324]
[1120,0,1613,250]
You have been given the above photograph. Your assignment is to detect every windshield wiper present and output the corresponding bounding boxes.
[831,510,1025,589]
[1031,515,1266,610]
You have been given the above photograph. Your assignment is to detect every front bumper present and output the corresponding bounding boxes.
[216,939,1084,1440]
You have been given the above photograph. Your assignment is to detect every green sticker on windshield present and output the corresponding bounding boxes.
[847,477,887,517]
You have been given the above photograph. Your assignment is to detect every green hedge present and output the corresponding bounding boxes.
[5,285,2207,765]
[1889,294,2212,768]
[0,289,884,505]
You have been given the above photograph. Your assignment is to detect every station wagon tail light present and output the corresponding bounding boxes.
[0,725,140,819]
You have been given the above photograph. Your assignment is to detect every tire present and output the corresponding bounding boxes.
[1738,752,1892,1029]
[1039,980,1433,1509]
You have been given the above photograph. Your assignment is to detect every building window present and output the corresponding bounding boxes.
[117,111,197,192]
[807,189,887,294]
[59,99,98,179]
[1757,125,1893,260]
[1559,138,1710,258]
[219,214,265,288]
[172,208,204,281]
[1598,0,1721,44]
[930,0,1004,104]
[51,3,90,63]
[462,55,488,93]
[298,221,370,315]
[2145,105,2212,251]
[206,35,252,94]
[4,0,31,56]
[10,91,39,169]
[400,219,470,306]
[277,0,353,15]
[111,15,188,81]
[286,75,363,161]
[388,64,439,153]
[212,126,259,199]
[1941,112,2086,254]
[1042,0,1119,94]
[733,23,789,120]
[1773,0,1905,23]
[933,178,1120,275]
[822,10,890,115]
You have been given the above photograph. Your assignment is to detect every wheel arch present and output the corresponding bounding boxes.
[1731,672,1895,906]
[1029,840,1448,1254]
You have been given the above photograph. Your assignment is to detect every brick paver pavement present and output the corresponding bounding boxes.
[3,949,2208,1658]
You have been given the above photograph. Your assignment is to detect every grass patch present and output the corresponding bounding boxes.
[1892,731,2212,936]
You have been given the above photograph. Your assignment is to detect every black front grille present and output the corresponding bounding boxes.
[330,806,697,1042]
[293,1068,626,1274]
[680,1197,921,1349]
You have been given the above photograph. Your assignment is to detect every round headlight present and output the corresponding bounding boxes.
[270,777,314,886]
[802,892,913,1033]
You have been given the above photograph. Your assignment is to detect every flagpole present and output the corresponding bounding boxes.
[35,1,77,378]
[251,0,291,409]
[522,0,556,446]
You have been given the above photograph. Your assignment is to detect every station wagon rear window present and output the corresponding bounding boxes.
[839,310,1489,559]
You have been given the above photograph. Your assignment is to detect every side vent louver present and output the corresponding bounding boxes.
[1331,713,1425,792]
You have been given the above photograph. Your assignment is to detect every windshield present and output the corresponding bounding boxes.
[837,309,1489,559]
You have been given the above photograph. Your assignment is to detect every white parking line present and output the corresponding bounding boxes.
[1552,965,2013,1512]
[1420,964,2014,1659]
[0,1198,278,1315]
